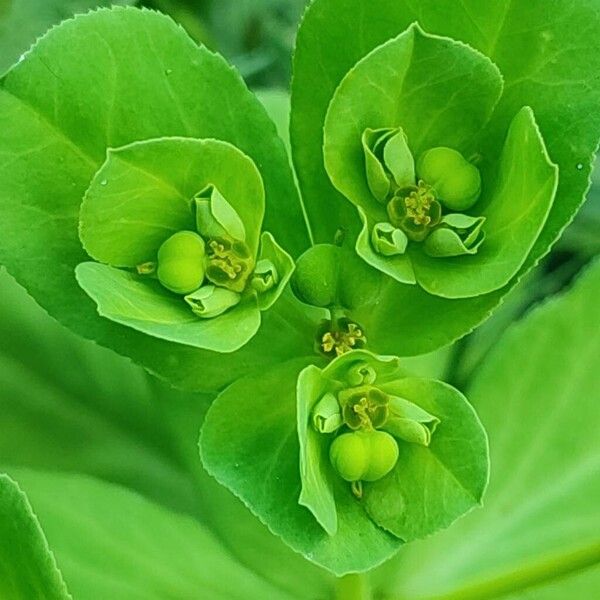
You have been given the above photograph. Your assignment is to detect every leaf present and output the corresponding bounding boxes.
[370,259,600,599]
[0,269,332,599]
[200,357,403,576]
[291,0,600,353]
[75,262,262,352]
[9,469,293,600]
[202,349,488,574]
[0,0,135,74]
[0,474,71,600]
[323,24,503,221]
[80,137,264,267]
[0,7,311,391]
[410,107,558,297]
[364,377,488,541]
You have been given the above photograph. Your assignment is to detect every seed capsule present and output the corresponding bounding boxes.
[417,147,481,211]
[157,231,206,294]
[329,430,399,483]
[291,244,339,308]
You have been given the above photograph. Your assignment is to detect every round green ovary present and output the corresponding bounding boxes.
[291,244,339,308]
[417,147,481,211]
[364,430,399,481]
[157,231,206,294]
[330,431,399,483]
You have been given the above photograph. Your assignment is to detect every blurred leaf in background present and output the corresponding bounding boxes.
[0,0,136,74]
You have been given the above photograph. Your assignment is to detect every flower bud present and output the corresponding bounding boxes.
[291,244,339,308]
[251,259,279,293]
[345,362,377,387]
[194,184,246,242]
[383,396,440,446]
[330,430,399,483]
[371,222,408,256]
[362,127,415,202]
[157,231,206,294]
[417,147,481,211]
[424,213,486,257]
[184,284,241,318]
[312,393,343,434]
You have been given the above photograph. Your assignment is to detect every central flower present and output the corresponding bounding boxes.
[387,181,442,241]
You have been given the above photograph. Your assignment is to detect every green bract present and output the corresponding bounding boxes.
[0,0,599,587]
[77,137,294,352]
[0,6,311,393]
[324,24,558,298]
[295,350,488,542]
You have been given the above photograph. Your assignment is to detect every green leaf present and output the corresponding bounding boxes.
[10,470,293,600]
[200,357,403,576]
[411,107,558,297]
[323,24,502,224]
[291,0,600,352]
[75,262,262,352]
[0,474,70,600]
[0,0,135,74]
[370,259,600,599]
[364,377,488,541]
[0,7,310,391]
[80,137,264,267]
[0,269,332,599]
[202,348,488,574]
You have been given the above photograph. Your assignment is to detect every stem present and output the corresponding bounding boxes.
[336,573,371,600]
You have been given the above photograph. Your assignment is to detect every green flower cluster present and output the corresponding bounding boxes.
[365,128,486,258]
[76,138,294,352]
[308,354,439,498]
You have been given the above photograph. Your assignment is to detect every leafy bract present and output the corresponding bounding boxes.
[370,259,600,599]
[323,25,557,297]
[323,24,502,224]
[291,0,600,352]
[409,107,558,298]
[80,137,264,267]
[10,470,292,600]
[363,377,488,540]
[201,349,488,574]
[296,351,488,542]
[75,262,262,352]
[0,6,310,391]
[0,474,71,600]
[76,136,293,351]
[200,357,403,576]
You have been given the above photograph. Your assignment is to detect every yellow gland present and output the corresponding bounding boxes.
[329,430,399,483]
[157,231,206,295]
[417,147,481,211]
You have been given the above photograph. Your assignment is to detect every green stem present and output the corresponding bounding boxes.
[336,573,371,600]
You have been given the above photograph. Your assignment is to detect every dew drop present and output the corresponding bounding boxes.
[576,163,583,171]
[165,68,173,76]
[100,179,108,186]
